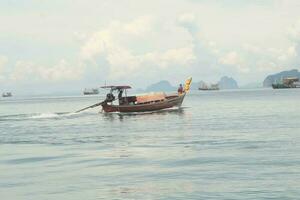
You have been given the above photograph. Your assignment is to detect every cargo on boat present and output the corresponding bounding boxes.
[76,78,192,113]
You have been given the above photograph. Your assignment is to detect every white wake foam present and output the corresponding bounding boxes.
[29,112,81,119]
[30,113,60,119]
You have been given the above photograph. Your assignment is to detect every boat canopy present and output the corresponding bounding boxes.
[101,85,132,90]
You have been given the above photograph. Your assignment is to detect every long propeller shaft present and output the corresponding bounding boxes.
[75,100,106,113]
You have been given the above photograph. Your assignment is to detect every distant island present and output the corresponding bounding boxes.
[218,76,239,89]
[143,76,239,92]
[141,70,300,91]
[194,76,239,90]
[263,69,300,87]
[145,80,176,92]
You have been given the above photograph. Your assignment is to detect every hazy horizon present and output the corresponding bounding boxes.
[1,0,300,94]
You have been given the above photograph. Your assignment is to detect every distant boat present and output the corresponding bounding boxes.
[83,88,99,95]
[2,92,12,97]
[272,77,300,89]
[199,83,219,90]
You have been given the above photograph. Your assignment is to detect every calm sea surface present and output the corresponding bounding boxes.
[1,89,300,199]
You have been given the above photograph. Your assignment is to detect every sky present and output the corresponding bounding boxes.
[1,0,300,94]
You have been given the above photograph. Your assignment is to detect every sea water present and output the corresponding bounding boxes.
[1,89,300,199]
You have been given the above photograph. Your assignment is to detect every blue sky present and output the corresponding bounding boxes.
[1,0,300,94]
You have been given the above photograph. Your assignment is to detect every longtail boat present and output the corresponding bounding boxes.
[75,78,192,113]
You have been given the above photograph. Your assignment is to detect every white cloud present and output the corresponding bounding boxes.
[123,16,154,36]
[177,13,199,39]
[0,56,8,81]
[219,51,250,73]
[2,0,300,89]
[81,16,155,61]
[288,19,300,42]
[177,13,196,26]
[287,46,297,57]
[160,46,196,67]
[106,45,196,79]
[10,60,84,82]
[81,16,196,80]
[243,44,263,54]
[0,55,7,72]
[256,60,278,72]
[41,60,84,81]
[219,51,239,66]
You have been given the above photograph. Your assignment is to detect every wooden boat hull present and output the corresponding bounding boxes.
[102,93,186,113]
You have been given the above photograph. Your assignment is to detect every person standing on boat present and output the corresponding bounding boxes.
[118,89,123,99]
[118,89,124,105]
[178,84,184,94]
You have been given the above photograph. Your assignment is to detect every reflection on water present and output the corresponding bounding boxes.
[101,107,185,122]
[117,107,186,116]
[1,89,300,199]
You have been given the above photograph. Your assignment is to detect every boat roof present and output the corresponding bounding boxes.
[101,85,132,90]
